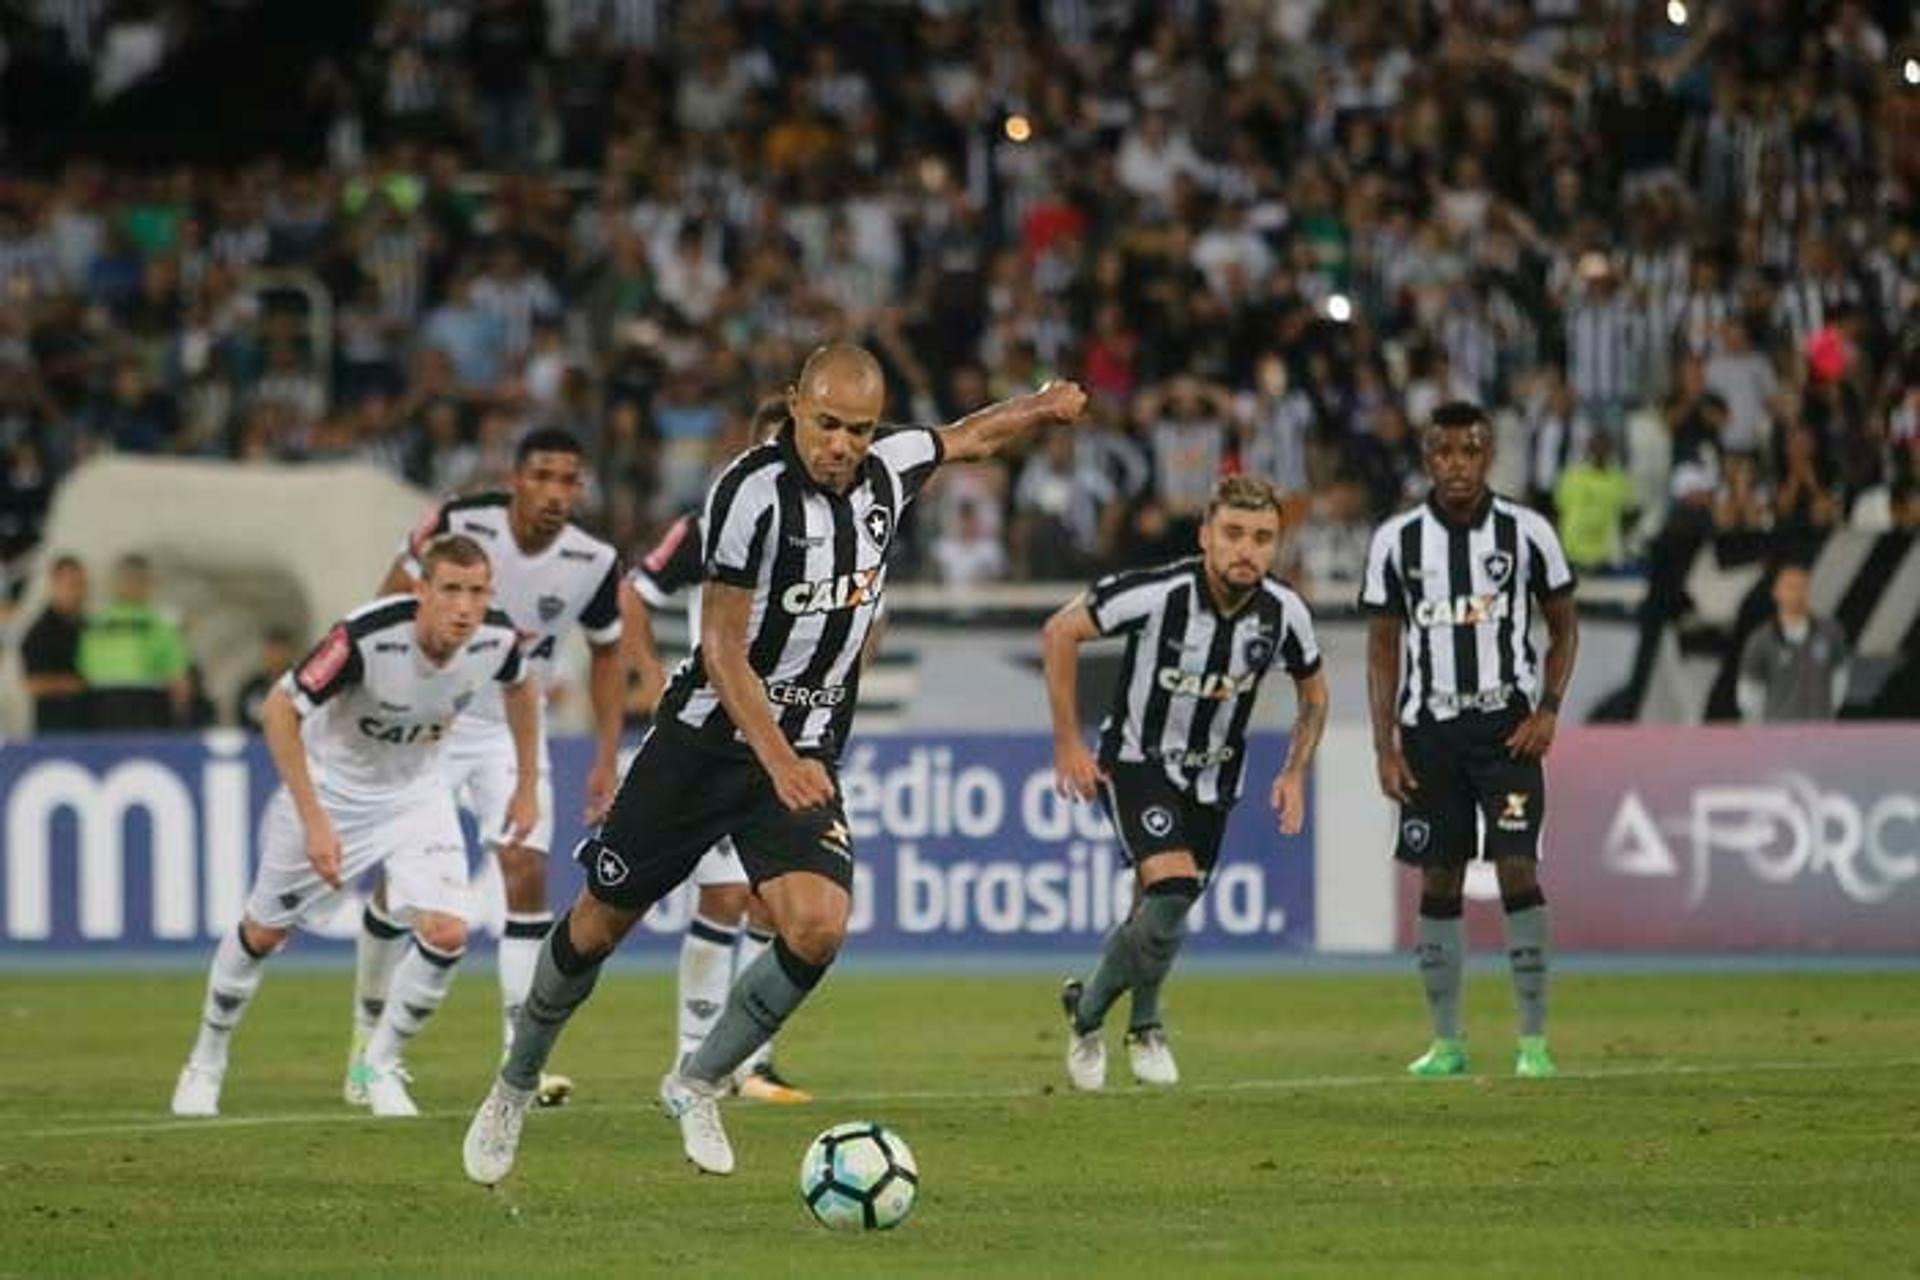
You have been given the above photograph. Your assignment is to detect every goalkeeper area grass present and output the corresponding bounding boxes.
[4,967,1916,1278]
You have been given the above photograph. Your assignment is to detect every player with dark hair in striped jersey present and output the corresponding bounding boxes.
[1360,401,1580,1080]
[1043,474,1329,1090]
[465,344,1087,1183]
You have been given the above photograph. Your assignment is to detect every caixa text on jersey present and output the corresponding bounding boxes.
[1413,592,1513,628]
[780,566,884,615]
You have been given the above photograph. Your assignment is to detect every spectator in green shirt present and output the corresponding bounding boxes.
[77,553,191,731]
[1554,433,1638,571]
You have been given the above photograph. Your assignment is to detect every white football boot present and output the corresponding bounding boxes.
[659,1072,735,1175]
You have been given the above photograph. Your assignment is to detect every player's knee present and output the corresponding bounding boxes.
[1421,863,1467,901]
[413,913,468,955]
[240,919,289,955]
[1495,858,1544,908]
[496,843,548,910]
[569,890,641,958]
[698,882,750,925]
[779,914,846,968]
[1136,850,1201,887]
[745,892,774,933]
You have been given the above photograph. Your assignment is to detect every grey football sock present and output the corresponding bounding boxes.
[1126,878,1201,1032]
[1504,891,1550,1037]
[1417,896,1465,1040]
[1073,916,1142,1035]
[681,937,826,1085]
[500,913,604,1091]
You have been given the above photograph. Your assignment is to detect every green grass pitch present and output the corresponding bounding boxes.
[4,967,1917,1278]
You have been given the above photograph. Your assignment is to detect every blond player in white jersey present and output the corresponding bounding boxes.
[348,428,623,1108]
[171,535,539,1118]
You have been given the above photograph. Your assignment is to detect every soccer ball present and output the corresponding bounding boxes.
[798,1121,919,1231]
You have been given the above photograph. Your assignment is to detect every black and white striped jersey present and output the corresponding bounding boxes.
[282,595,526,801]
[400,492,622,728]
[1088,558,1321,806]
[657,422,943,759]
[1359,493,1575,726]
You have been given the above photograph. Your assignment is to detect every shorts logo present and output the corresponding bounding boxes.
[862,506,893,551]
[820,820,853,861]
[594,846,630,887]
[1482,550,1514,587]
[1141,806,1175,838]
[1401,818,1432,853]
[537,594,565,623]
[1244,633,1275,670]
[686,999,719,1019]
[453,691,473,712]
[1498,791,1530,832]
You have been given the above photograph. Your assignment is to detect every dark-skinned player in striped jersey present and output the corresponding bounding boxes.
[1360,401,1579,1079]
[1044,474,1329,1089]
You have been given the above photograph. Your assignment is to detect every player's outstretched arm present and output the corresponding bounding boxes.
[502,676,541,842]
[701,580,834,813]
[938,380,1088,465]
[1367,614,1417,803]
[1042,597,1105,800]
[1271,670,1329,835]
[261,685,342,888]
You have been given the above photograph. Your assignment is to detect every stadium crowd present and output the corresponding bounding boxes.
[0,0,1915,613]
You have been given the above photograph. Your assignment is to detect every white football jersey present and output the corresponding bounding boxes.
[401,492,622,726]
[283,595,528,801]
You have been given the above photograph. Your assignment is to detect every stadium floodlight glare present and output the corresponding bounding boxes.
[1005,114,1033,143]
[1666,0,1687,24]
[1905,57,1920,86]
[1325,294,1353,323]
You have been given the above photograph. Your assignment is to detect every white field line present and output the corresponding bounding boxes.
[20,1056,1920,1141]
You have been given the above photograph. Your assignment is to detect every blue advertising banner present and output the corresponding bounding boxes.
[0,731,1313,954]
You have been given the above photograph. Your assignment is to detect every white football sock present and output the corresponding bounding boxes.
[366,937,463,1069]
[498,912,552,1053]
[190,925,271,1070]
[352,901,409,1036]
[678,915,740,1069]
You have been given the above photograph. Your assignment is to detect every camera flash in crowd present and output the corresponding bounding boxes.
[1325,294,1353,323]
[1666,0,1688,24]
[1004,114,1033,144]
[1905,57,1919,86]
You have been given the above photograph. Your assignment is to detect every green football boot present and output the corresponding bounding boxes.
[1407,1037,1469,1077]
[1514,1035,1557,1079]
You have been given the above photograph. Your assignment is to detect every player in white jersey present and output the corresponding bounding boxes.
[171,536,539,1118]
[347,429,624,1109]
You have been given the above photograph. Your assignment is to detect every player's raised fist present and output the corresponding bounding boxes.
[1037,379,1088,422]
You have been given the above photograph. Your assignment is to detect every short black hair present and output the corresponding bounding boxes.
[1430,401,1488,432]
[515,428,584,467]
[49,554,83,574]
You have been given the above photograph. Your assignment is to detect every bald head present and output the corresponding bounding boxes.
[787,343,888,493]
[796,343,885,402]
